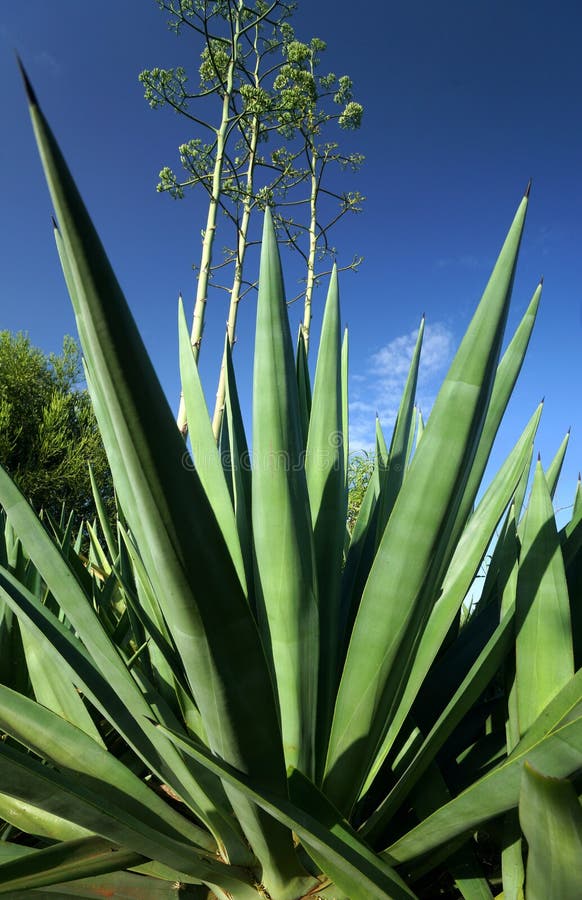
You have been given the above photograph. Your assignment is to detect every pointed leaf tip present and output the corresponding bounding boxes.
[539,275,544,286]
[16,56,38,105]
[51,215,59,232]
[537,451,541,462]
[525,178,532,198]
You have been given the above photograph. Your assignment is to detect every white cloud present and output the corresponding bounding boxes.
[349,321,455,452]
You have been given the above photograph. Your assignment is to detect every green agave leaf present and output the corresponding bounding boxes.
[501,810,525,900]
[85,521,111,579]
[0,558,234,858]
[519,764,582,900]
[0,836,143,896]
[500,509,524,900]
[376,416,390,468]
[287,770,417,900]
[154,721,418,900]
[113,528,191,705]
[374,316,424,547]
[384,282,540,746]
[414,408,425,455]
[305,266,346,772]
[223,339,254,601]
[7,872,194,899]
[0,682,212,853]
[341,328,349,481]
[178,299,247,595]
[436,282,541,580]
[545,429,570,500]
[407,763,493,900]
[516,460,574,734]
[361,403,541,797]
[18,619,105,747]
[88,464,117,560]
[0,591,28,695]
[21,69,303,887]
[252,207,319,776]
[296,324,312,447]
[0,794,93,842]
[384,711,582,864]
[0,740,251,887]
[362,604,516,843]
[339,451,380,657]
[325,190,529,812]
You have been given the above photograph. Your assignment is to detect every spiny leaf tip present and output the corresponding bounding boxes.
[16,56,38,105]
[525,178,532,198]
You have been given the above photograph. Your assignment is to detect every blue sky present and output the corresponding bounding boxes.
[1,0,581,518]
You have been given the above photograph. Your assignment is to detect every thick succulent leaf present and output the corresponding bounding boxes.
[0,683,212,853]
[287,770,417,900]
[0,793,93,842]
[501,811,525,900]
[362,604,515,843]
[0,740,249,887]
[155,722,418,900]
[0,836,143,895]
[252,207,319,775]
[436,283,541,579]
[305,266,346,769]
[0,593,28,695]
[564,478,582,669]
[545,429,570,499]
[384,711,582,864]
[325,191,529,812]
[18,619,105,747]
[340,453,381,651]
[407,764,493,900]
[178,299,246,594]
[296,324,312,447]
[113,531,191,701]
[516,460,574,734]
[500,510,524,900]
[361,403,541,795]
[223,339,254,597]
[376,416,389,468]
[21,70,302,884]
[519,764,582,900]
[341,328,349,479]
[0,559,236,857]
[374,316,424,546]
[6,871,195,899]
[88,464,117,559]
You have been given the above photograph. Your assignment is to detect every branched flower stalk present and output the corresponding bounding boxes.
[142,0,296,436]
[141,0,364,438]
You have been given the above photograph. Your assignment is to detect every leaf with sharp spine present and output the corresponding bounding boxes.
[325,192,530,813]
[20,68,302,883]
[252,208,319,777]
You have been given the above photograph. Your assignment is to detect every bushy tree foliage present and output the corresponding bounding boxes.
[0,331,112,525]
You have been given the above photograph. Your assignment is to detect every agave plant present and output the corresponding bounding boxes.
[0,65,580,898]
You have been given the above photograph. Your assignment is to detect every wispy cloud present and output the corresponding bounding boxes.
[33,50,61,77]
[349,322,455,451]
